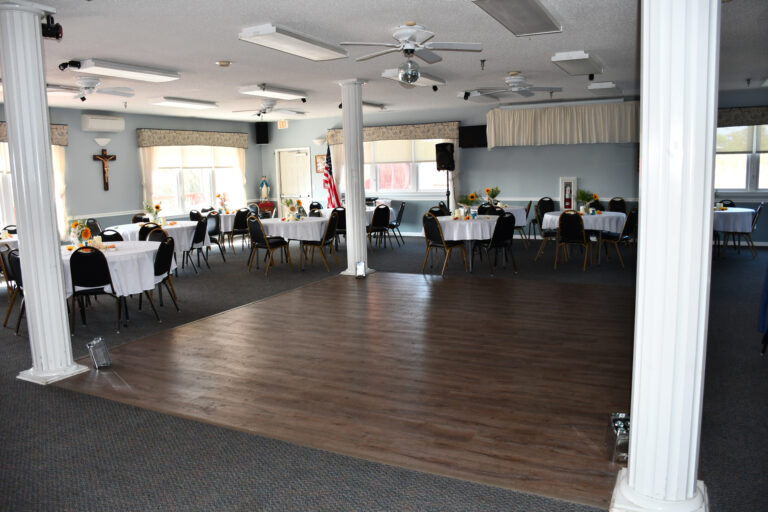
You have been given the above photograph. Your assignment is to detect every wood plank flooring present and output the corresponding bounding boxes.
[56,272,635,508]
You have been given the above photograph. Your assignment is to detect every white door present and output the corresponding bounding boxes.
[277,148,311,215]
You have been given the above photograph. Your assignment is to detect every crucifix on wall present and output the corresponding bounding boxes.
[93,148,116,190]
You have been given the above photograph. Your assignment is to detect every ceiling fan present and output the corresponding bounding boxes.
[232,99,305,118]
[341,21,481,86]
[461,72,562,100]
[47,76,134,101]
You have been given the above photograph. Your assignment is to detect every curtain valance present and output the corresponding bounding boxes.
[486,101,639,148]
[718,106,768,128]
[136,129,248,149]
[326,121,459,145]
[0,122,68,146]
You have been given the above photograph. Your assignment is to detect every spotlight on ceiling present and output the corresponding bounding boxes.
[398,59,420,84]
[463,91,471,100]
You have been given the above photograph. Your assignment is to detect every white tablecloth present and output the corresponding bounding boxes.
[436,216,499,241]
[713,207,754,233]
[319,206,394,224]
[220,213,236,233]
[60,241,171,297]
[260,217,329,242]
[108,220,209,257]
[0,236,19,250]
[542,211,626,233]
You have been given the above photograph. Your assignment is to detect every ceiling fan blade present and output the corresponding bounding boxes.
[340,42,399,47]
[356,47,402,61]
[272,109,305,115]
[398,81,416,89]
[528,86,563,93]
[232,109,263,113]
[424,42,483,52]
[414,49,442,64]
[514,89,535,98]
[95,87,135,98]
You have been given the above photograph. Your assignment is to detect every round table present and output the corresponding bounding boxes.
[542,211,626,233]
[0,235,19,250]
[713,207,754,233]
[436,216,498,241]
[107,220,209,257]
[260,217,328,242]
[60,241,169,297]
[319,206,394,225]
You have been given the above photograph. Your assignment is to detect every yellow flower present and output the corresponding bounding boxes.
[71,221,79,229]
[80,227,91,240]
[154,204,161,211]
[592,193,599,200]
[468,192,477,201]
[296,199,302,207]
[464,215,471,220]
[216,193,221,198]
[484,187,491,195]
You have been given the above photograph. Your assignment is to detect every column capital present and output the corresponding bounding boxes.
[0,0,55,15]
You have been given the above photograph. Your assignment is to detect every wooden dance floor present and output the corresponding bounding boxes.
[57,272,634,508]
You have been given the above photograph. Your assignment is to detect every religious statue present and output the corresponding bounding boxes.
[93,148,116,191]
[259,176,270,200]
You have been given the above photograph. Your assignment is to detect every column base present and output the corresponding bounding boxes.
[17,363,89,385]
[611,468,708,512]
[341,267,376,277]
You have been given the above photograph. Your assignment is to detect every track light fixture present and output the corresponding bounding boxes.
[42,15,62,40]
[432,85,439,92]
[58,60,80,71]
[463,91,470,100]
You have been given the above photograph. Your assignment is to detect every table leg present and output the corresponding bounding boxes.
[467,241,473,273]
[598,232,603,265]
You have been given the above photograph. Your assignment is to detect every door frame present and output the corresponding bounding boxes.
[274,146,311,216]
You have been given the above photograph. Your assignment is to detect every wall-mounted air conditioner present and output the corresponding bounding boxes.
[80,114,125,133]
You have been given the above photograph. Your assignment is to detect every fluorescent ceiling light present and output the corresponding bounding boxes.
[75,59,179,83]
[381,68,445,87]
[588,81,622,96]
[472,0,561,36]
[239,84,307,100]
[152,97,217,109]
[551,51,603,76]
[239,23,347,61]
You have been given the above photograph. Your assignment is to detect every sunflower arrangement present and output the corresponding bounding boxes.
[143,201,162,220]
[457,191,479,206]
[216,192,228,210]
[69,220,92,245]
[484,186,500,202]
[576,189,595,204]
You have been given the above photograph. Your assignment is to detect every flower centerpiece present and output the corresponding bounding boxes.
[576,189,596,211]
[282,198,300,221]
[69,220,92,246]
[457,192,479,208]
[216,193,228,213]
[143,201,162,222]
[484,186,501,205]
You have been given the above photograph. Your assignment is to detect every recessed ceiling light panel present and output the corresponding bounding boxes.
[239,84,307,101]
[152,97,217,109]
[472,0,561,36]
[76,59,180,82]
[551,51,603,76]
[239,23,347,61]
[588,81,622,96]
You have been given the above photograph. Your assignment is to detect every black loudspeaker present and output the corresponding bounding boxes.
[255,122,269,144]
[435,142,455,171]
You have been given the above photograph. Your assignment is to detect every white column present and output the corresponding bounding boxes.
[0,0,88,384]
[338,79,372,275]
[610,1,719,511]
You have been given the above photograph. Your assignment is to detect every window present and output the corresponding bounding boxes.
[714,125,768,192]
[362,139,448,194]
[151,145,245,214]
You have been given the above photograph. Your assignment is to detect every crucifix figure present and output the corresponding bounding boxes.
[93,148,116,191]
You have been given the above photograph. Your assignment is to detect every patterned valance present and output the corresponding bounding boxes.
[718,106,768,128]
[326,121,459,145]
[136,129,248,149]
[0,122,68,146]
[487,101,639,148]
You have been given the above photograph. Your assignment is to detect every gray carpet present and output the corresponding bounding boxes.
[0,235,765,511]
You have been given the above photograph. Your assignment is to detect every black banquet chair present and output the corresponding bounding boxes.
[99,229,124,242]
[181,220,210,274]
[138,222,161,241]
[131,213,150,223]
[146,227,169,242]
[421,213,467,277]
[139,237,179,313]
[477,203,495,215]
[333,206,346,249]
[229,208,250,252]
[473,212,517,275]
[530,196,555,241]
[302,211,339,272]
[601,208,638,269]
[389,201,406,246]
[5,250,24,334]
[84,218,103,237]
[205,211,226,262]
[555,211,592,271]
[428,205,448,217]
[608,197,627,213]
[309,201,323,211]
[189,210,203,222]
[534,197,557,261]
[2,224,17,235]
[247,216,292,275]
[368,204,393,249]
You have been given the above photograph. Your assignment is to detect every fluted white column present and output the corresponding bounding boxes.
[610,1,718,511]
[0,0,88,384]
[338,79,372,275]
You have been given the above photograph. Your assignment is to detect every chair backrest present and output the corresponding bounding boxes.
[146,227,169,242]
[8,249,22,288]
[608,197,627,213]
[201,207,214,213]
[490,212,516,247]
[393,202,406,226]
[720,199,736,207]
[191,220,207,246]
[321,211,338,244]
[438,201,451,216]
[333,207,346,230]
[2,224,17,234]
[752,202,764,231]
[85,218,102,236]
[558,211,586,244]
[477,203,495,215]
[131,213,149,223]
[189,210,203,221]
[154,237,175,277]
[0,246,13,284]
[422,213,446,246]
[428,206,447,217]
[523,200,532,218]
[247,215,269,248]
[492,206,505,216]
[206,211,221,236]
[370,205,390,229]
[620,209,638,239]
[309,209,322,217]
[538,197,555,218]
[247,203,260,216]
[70,247,113,291]
[309,201,323,211]
[589,199,606,211]
[100,229,124,242]
[138,222,161,241]
[233,208,250,229]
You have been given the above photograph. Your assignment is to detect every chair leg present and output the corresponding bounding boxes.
[317,246,330,272]
[421,246,432,273]
[14,297,25,335]
[485,247,493,275]
[329,243,339,266]
[285,245,293,270]
[265,251,275,276]
[217,241,226,262]
[163,281,180,312]
[143,291,161,322]
[582,243,590,271]
[4,288,18,327]
[198,248,210,269]
[441,247,452,277]
[554,242,560,269]
[535,237,549,261]
[614,242,625,268]
[115,296,121,334]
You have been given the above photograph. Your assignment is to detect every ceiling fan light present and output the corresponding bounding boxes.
[76,59,180,82]
[588,81,621,96]
[551,51,603,76]
[472,0,561,36]
[398,59,420,84]
[239,23,347,61]
[151,97,218,109]
[239,84,307,101]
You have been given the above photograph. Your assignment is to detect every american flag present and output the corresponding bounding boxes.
[322,146,340,209]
